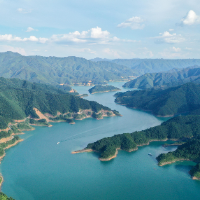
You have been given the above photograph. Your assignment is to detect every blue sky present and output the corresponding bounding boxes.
[0,0,200,59]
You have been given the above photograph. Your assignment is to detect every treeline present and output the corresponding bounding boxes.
[115,83,200,117]
[86,115,200,159]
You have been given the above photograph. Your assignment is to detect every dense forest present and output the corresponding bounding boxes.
[115,83,200,117]
[88,85,120,94]
[0,52,135,85]
[85,115,200,160]
[123,66,200,89]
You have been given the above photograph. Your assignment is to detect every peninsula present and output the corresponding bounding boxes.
[73,115,200,179]
[88,85,121,94]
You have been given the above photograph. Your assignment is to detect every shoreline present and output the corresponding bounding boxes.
[0,175,3,191]
[90,90,121,95]
[158,159,190,166]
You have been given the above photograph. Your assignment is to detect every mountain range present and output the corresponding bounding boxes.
[123,66,200,89]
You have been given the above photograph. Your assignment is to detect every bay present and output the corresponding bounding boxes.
[1,82,200,200]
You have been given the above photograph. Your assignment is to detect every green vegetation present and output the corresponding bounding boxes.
[157,137,200,166]
[85,115,200,160]
[115,83,200,117]
[190,164,200,179]
[0,192,15,200]
[88,85,121,94]
[0,51,135,85]
[0,136,21,157]
[29,119,49,126]
[123,66,200,89]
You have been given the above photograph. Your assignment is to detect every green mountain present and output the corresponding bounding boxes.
[115,83,200,117]
[123,66,200,89]
[82,115,200,160]
[112,59,200,75]
[0,77,120,130]
[0,51,135,85]
[88,85,121,94]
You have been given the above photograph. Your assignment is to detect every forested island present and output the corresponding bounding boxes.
[88,85,121,94]
[115,83,200,117]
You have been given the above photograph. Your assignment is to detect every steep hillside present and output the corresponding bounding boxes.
[115,83,200,117]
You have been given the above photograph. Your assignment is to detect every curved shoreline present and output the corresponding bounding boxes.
[72,139,169,161]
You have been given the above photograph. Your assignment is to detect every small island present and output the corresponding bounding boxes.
[88,85,121,94]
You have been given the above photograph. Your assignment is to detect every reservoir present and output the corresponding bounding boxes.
[1,82,200,199]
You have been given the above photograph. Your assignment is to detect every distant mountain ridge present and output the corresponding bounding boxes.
[111,59,200,75]
[123,66,200,89]
[0,52,135,85]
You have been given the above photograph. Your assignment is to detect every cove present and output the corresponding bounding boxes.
[1,82,200,200]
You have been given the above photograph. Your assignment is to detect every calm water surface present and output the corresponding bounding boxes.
[1,82,200,200]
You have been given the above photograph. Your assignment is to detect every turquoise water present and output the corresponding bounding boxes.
[1,82,200,200]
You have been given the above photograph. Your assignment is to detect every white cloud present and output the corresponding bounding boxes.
[103,48,121,58]
[181,10,200,25]
[26,27,36,32]
[155,31,185,44]
[0,27,135,47]
[0,45,26,55]
[51,27,134,44]
[117,16,145,30]
[172,47,181,52]
[185,47,192,51]
[76,48,96,54]
[169,29,174,32]
[17,8,32,14]
[0,34,48,43]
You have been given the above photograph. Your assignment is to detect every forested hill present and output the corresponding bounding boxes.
[0,51,135,85]
[0,77,119,129]
[111,59,200,75]
[115,83,200,117]
[84,115,200,160]
[123,66,200,89]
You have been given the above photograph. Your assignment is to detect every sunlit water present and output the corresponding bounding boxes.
[1,82,199,200]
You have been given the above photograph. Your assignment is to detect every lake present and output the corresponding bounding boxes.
[1,82,200,200]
